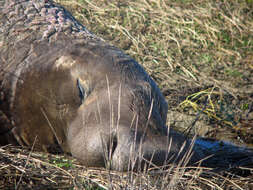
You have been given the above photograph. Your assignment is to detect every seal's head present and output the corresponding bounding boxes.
[13,40,191,171]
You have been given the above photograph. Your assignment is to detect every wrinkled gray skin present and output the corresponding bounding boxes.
[0,0,252,171]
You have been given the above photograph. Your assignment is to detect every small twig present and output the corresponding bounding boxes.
[15,136,37,190]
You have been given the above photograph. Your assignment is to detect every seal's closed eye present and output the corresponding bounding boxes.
[77,78,85,103]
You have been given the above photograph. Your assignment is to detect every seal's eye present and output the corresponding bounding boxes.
[77,78,85,103]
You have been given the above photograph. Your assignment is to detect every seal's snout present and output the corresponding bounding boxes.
[109,129,186,171]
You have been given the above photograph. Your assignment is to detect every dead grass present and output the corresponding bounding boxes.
[1,145,253,189]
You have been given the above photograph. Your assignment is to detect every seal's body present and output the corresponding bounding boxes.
[0,0,192,171]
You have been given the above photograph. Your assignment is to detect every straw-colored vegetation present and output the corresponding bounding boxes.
[1,145,253,189]
[1,0,253,189]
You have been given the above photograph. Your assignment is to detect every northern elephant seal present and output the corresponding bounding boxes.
[1,0,252,172]
[0,0,193,171]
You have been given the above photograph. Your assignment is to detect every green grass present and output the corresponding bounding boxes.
[50,157,74,169]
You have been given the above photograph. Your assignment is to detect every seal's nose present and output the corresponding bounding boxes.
[109,127,165,171]
[110,127,195,171]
